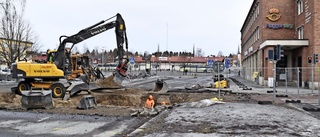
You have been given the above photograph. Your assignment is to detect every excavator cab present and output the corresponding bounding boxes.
[69,54,91,80]
[46,50,56,63]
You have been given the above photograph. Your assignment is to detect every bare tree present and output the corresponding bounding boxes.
[196,48,205,57]
[72,46,79,54]
[82,43,89,54]
[179,54,191,74]
[0,0,40,67]
[217,51,224,57]
[134,51,138,56]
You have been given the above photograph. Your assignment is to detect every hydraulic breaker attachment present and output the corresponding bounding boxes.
[77,95,97,109]
[21,89,54,110]
[151,79,169,93]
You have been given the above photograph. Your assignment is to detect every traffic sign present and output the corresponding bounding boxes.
[225,58,229,69]
[207,60,214,65]
[129,57,135,64]
[213,61,225,73]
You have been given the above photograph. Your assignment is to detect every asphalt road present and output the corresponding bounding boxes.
[123,70,217,90]
[0,110,148,137]
[131,101,320,137]
[1,70,320,137]
[0,81,16,93]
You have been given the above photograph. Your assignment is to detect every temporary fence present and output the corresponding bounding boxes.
[240,67,320,90]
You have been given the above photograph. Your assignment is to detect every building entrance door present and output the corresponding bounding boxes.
[276,55,288,81]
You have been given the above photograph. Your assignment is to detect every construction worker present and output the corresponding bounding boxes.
[49,54,53,63]
[145,95,155,108]
[47,49,53,63]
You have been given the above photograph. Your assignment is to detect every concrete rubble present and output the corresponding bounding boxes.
[182,99,225,108]
[131,105,171,117]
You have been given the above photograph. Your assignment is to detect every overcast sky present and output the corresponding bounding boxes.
[24,0,252,56]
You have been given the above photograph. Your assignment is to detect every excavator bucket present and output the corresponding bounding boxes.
[77,95,97,109]
[113,71,126,85]
[90,72,125,89]
[62,72,125,100]
[21,89,54,110]
[151,79,169,93]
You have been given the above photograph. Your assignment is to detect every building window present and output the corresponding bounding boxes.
[297,0,303,15]
[257,28,260,40]
[297,26,304,39]
[257,3,259,15]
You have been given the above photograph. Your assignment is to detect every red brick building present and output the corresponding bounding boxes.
[241,0,320,86]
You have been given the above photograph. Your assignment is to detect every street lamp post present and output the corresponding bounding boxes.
[101,47,106,71]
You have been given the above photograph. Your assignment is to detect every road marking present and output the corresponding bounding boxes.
[37,117,50,122]
[93,124,127,137]
[14,120,106,135]
[53,127,65,131]
[0,120,24,128]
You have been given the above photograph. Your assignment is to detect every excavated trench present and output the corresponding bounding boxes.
[0,79,255,116]
[0,89,252,108]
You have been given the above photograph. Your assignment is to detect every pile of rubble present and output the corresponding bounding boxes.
[131,105,172,117]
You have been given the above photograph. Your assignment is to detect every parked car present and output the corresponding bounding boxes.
[0,69,12,81]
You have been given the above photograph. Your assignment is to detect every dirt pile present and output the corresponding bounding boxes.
[0,93,21,109]
[94,75,122,88]
[93,88,146,107]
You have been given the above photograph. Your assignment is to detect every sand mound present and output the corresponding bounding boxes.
[94,75,122,88]
[0,93,22,109]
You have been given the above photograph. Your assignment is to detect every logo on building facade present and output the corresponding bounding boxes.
[266,8,281,22]
[266,24,293,29]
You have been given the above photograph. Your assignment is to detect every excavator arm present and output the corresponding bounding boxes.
[53,13,128,77]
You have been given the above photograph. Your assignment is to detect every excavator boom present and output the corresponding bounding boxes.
[54,13,128,79]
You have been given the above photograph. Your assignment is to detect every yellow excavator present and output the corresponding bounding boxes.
[43,50,94,81]
[11,13,129,108]
[51,50,103,81]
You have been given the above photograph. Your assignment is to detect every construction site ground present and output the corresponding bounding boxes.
[0,70,320,136]
[0,84,256,117]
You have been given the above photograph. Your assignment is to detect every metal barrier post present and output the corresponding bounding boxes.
[218,62,221,100]
[318,69,320,108]
[285,68,287,95]
[273,61,277,101]
[297,67,300,95]
[312,64,314,93]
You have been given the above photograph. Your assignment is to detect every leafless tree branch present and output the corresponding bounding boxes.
[0,0,40,67]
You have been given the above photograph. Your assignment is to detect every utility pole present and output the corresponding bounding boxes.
[218,62,221,100]
[166,23,168,51]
